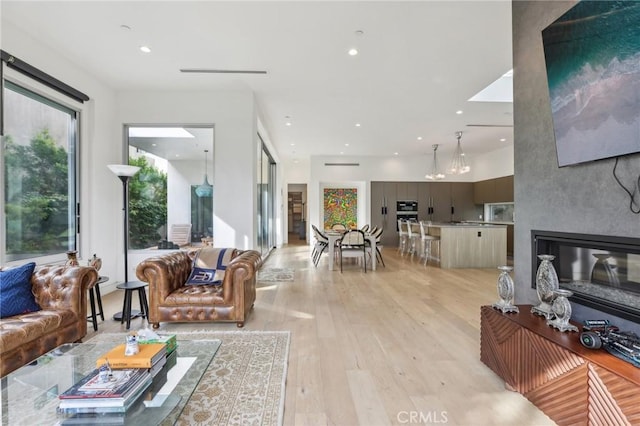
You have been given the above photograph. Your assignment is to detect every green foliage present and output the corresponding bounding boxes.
[4,130,71,254]
[128,156,167,249]
[4,129,167,253]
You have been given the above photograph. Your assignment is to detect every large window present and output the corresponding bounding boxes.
[126,125,214,250]
[2,81,79,262]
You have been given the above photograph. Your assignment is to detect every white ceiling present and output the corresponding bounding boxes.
[1,1,513,164]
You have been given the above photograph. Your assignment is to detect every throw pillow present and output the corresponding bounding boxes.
[0,262,41,318]
[185,248,233,285]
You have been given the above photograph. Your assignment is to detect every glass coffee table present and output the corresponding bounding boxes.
[1,340,220,425]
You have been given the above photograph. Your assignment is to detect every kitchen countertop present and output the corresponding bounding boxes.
[427,222,508,228]
[463,220,514,225]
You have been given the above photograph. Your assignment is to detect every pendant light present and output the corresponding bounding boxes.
[195,149,213,197]
[449,131,470,174]
[425,144,445,180]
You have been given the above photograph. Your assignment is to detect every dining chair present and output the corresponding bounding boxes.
[311,225,329,267]
[332,223,347,232]
[371,227,385,267]
[360,224,370,233]
[338,229,368,273]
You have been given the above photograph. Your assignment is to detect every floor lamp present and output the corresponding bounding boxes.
[108,164,140,321]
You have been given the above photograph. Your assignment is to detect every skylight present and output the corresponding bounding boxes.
[128,127,195,138]
[469,69,513,103]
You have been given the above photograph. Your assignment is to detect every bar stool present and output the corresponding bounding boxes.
[113,281,149,330]
[405,221,418,256]
[419,221,440,266]
[397,219,408,254]
[87,275,108,331]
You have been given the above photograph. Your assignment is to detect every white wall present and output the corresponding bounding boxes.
[167,159,205,227]
[471,145,514,181]
[2,21,282,290]
[2,21,123,289]
[115,90,257,252]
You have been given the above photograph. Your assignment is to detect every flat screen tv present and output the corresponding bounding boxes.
[542,1,640,167]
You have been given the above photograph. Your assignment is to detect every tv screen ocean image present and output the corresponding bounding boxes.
[542,1,640,167]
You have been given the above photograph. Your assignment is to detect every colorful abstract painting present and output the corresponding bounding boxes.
[324,188,357,230]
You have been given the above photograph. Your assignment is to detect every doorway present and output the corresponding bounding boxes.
[288,184,307,245]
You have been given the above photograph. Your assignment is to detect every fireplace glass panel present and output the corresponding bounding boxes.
[533,231,640,323]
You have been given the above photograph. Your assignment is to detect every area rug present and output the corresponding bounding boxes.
[88,330,290,426]
[257,267,295,282]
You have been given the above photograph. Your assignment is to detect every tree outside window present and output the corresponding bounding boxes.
[128,156,167,249]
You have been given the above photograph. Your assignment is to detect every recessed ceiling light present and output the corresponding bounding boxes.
[500,138,506,142]
[140,46,151,53]
[345,143,349,147]
[355,123,361,127]
[290,143,295,146]
[340,151,344,155]
[456,110,463,115]
[394,152,399,156]
[293,159,299,164]
[151,143,157,146]
[285,122,292,126]
[417,136,423,141]
[348,48,358,56]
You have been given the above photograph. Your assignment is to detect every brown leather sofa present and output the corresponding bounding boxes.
[0,265,98,377]
[136,248,262,328]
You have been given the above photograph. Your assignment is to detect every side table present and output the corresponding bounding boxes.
[113,281,149,330]
[87,275,108,331]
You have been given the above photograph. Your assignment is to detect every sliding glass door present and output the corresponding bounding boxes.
[257,135,275,256]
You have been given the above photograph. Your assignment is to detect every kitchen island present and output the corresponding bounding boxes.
[427,223,507,269]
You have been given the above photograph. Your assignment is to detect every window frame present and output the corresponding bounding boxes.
[1,68,84,266]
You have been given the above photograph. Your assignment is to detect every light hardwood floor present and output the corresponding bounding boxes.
[91,244,555,426]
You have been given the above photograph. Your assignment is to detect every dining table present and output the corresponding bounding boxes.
[324,230,378,271]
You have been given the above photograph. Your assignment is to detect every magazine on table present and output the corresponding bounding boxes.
[59,368,149,400]
[58,374,152,411]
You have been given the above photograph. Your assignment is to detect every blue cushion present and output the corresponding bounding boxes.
[185,248,231,285]
[185,266,222,285]
[0,262,41,318]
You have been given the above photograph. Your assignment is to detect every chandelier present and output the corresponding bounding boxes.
[449,131,470,174]
[195,149,213,197]
[425,144,445,180]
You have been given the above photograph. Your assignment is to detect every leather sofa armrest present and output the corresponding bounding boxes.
[31,265,98,318]
[136,251,192,303]
[221,249,262,301]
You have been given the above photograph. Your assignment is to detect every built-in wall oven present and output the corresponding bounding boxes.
[396,200,418,229]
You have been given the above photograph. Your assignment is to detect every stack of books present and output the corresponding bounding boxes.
[58,343,167,415]
[58,368,151,414]
[95,343,167,372]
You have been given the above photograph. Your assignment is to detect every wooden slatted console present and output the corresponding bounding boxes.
[480,305,640,425]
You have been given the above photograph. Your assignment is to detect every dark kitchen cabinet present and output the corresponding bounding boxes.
[474,176,514,204]
[371,182,398,247]
[429,182,451,223]
[450,183,476,222]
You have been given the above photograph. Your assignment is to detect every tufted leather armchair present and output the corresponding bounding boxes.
[136,248,262,328]
[0,265,98,377]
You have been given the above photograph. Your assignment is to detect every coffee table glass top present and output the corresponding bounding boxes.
[1,339,220,426]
